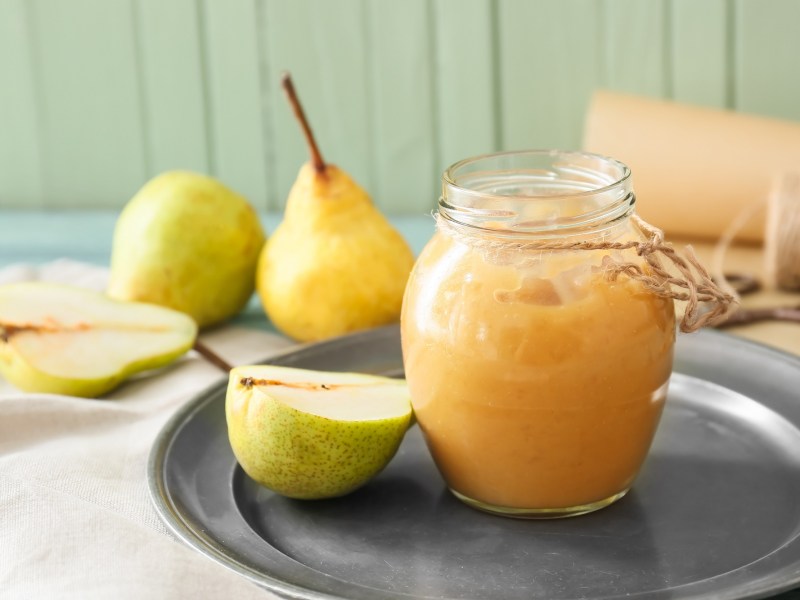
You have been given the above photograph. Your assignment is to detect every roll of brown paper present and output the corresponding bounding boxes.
[583,90,800,242]
[765,173,800,290]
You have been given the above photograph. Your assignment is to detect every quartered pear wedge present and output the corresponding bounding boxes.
[0,282,197,397]
[226,365,412,499]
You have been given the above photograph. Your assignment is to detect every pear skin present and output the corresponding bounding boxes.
[225,365,412,499]
[257,164,415,342]
[108,171,266,328]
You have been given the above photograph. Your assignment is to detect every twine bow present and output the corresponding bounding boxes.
[436,214,737,333]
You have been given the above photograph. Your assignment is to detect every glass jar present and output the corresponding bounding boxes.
[401,150,676,518]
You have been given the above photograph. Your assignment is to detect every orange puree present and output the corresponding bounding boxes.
[401,232,675,511]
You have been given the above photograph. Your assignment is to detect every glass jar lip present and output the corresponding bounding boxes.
[442,149,631,199]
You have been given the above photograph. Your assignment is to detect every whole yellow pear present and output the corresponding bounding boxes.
[108,171,266,328]
[257,163,415,341]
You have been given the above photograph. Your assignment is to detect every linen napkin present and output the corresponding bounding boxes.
[0,260,294,599]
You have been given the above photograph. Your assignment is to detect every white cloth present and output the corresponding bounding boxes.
[0,260,294,599]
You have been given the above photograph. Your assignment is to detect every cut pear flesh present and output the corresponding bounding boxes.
[226,365,413,499]
[0,282,197,397]
[237,366,410,420]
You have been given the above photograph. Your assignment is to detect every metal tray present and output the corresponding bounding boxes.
[148,326,800,600]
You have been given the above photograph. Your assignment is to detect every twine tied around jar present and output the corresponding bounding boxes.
[435,213,738,333]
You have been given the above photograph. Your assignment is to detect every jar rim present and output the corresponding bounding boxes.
[439,149,635,238]
[443,149,631,199]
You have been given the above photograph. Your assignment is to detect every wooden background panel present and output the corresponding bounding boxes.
[434,0,497,170]
[601,0,670,98]
[0,0,43,208]
[734,0,800,120]
[135,0,209,177]
[498,0,601,151]
[670,0,729,108]
[2,0,800,212]
[261,0,372,210]
[368,0,438,213]
[202,0,270,208]
[31,0,146,208]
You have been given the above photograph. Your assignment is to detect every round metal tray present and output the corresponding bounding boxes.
[148,326,800,600]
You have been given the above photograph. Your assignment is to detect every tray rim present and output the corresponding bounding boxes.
[147,326,800,600]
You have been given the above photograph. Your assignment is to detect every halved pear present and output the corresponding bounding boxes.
[0,282,197,397]
[226,365,412,499]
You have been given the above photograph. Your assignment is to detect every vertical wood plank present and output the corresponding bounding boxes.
[0,0,43,208]
[434,0,497,167]
[202,0,270,208]
[135,0,209,176]
[31,0,146,208]
[734,0,800,120]
[261,0,372,210]
[367,0,438,213]
[671,0,729,108]
[601,0,669,98]
[498,0,601,150]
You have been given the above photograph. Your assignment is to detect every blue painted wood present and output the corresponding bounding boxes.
[0,211,435,268]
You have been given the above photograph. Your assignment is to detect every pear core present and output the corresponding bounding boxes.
[239,368,410,421]
[0,282,197,397]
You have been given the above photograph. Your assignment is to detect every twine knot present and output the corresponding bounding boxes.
[435,213,737,333]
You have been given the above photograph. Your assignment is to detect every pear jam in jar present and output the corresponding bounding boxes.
[401,151,676,518]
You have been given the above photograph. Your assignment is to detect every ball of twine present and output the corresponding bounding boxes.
[765,173,800,291]
[710,170,800,329]
[435,213,738,333]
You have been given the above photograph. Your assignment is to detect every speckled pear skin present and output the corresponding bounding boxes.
[256,163,415,342]
[225,367,412,500]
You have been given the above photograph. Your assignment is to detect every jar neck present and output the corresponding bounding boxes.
[439,150,635,241]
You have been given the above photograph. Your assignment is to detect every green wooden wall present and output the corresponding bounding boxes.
[1,0,799,213]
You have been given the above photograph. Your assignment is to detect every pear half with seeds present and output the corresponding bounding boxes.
[226,365,412,499]
[0,282,197,397]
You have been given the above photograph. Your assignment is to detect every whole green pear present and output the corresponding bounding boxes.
[108,171,266,328]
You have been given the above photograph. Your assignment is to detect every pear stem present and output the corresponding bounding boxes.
[281,72,326,174]
[193,340,233,374]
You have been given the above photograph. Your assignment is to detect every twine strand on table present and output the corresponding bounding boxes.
[436,213,737,333]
